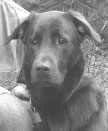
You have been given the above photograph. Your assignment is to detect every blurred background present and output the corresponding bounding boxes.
[12,0,108,96]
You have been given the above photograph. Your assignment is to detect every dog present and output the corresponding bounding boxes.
[6,10,108,131]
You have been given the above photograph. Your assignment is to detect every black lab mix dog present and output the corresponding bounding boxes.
[6,10,108,131]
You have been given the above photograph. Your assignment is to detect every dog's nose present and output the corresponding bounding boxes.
[36,65,50,72]
[36,61,51,72]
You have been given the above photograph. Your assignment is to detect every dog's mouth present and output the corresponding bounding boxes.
[33,81,52,87]
[31,73,62,87]
[31,79,59,88]
[31,71,52,84]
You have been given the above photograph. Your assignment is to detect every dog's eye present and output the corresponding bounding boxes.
[32,38,41,45]
[58,37,67,45]
[31,34,41,45]
[32,40,38,45]
[29,39,39,45]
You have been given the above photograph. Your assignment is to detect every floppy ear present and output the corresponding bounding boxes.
[67,10,101,43]
[5,14,35,44]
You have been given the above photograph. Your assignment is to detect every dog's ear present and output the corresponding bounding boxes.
[66,10,101,43]
[5,14,35,44]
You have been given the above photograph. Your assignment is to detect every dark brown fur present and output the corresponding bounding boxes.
[6,10,107,131]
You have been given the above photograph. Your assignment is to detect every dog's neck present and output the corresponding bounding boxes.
[60,52,85,103]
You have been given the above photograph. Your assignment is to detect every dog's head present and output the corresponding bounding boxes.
[6,10,101,105]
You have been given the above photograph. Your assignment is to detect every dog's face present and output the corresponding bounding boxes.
[23,12,82,87]
[6,10,101,104]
